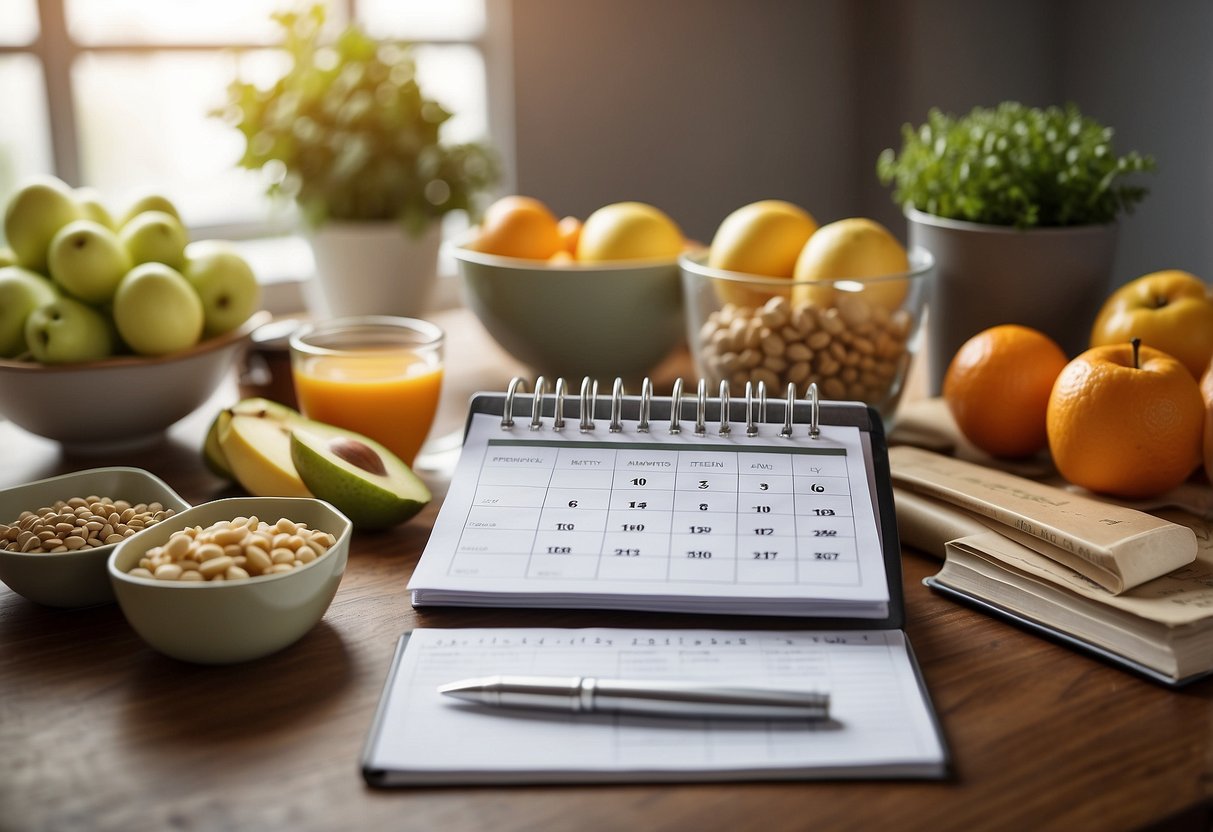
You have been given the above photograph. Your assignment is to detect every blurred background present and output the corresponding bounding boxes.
[1,0,1209,301]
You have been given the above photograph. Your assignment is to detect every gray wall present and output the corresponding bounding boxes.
[508,0,1212,287]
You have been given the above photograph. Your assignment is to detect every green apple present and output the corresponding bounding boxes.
[120,195,180,227]
[24,295,113,364]
[112,262,203,355]
[47,220,132,304]
[0,266,59,357]
[75,187,116,230]
[202,397,302,480]
[291,428,431,530]
[0,248,16,268]
[3,176,84,273]
[183,241,261,337]
[118,210,187,269]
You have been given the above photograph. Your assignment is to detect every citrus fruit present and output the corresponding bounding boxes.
[943,324,1068,458]
[1047,341,1203,498]
[708,200,817,278]
[791,217,909,311]
[557,215,582,255]
[470,196,562,260]
[1089,270,1213,379]
[1198,357,1213,481]
[575,202,683,262]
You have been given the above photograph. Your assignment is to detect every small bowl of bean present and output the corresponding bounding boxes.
[679,248,932,421]
[0,467,188,608]
[107,497,353,664]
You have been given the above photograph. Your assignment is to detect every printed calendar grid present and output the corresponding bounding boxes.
[450,438,865,588]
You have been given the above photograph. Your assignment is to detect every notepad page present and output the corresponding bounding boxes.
[363,627,945,783]
[408,413,889,612]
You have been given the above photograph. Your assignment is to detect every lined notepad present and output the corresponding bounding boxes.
[362,627,947,785]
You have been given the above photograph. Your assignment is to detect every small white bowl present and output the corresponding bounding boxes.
[108,497,352,664]
[0,310,270,452]
[0,467,189,608]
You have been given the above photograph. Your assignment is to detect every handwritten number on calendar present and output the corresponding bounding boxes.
[759,483,769,491]
[556,522,574,531]
[630,478,647,486]
[814,529,838,537]
[628,501,647,509]
[699,503,708,511]
[568,500,578,508]
[812,508,835,516]
[754,528,774,536]
[814,551,840,560]
[689,526,712,534]
[698,480,709,489]
[753,505,771,513]
[622,523,646,531]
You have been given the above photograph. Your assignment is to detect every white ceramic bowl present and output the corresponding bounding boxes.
[0,311,270,451]
[0,467,189,608]
[108,497,352,665]
[452,239,686,382]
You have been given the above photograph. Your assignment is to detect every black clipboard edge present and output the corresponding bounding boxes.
[362,633,412,787]
[923,577,1213,688]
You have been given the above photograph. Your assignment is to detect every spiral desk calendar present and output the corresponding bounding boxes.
[408,377,904,624]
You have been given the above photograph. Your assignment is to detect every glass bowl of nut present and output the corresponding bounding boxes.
[679,247,932,421]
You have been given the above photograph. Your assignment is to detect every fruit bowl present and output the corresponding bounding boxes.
[0,310,270,451]
[107,496,352,664]
[0,467,189,608]
[451,238,686,381]
[679,249,932,420]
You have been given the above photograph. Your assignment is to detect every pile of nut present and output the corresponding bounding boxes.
[696,294,914,403]
[0,497,175,553]
[127,516,337,583]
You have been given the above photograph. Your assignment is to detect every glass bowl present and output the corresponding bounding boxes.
[679,249,932,420]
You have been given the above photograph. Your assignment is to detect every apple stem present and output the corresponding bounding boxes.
[1131,336,1141,369]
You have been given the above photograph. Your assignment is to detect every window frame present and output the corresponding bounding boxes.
[0,0,513,242]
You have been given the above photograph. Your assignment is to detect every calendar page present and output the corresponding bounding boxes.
[409,412,890,618]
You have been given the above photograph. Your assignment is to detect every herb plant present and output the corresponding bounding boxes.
[215,5,498,234]
[876,102,1154,228]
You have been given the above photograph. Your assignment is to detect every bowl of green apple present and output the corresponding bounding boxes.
[0,176,268,451]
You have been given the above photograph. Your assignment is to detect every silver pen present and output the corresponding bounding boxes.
[437,675,830,720]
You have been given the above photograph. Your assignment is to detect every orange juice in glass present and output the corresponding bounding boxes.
[289,317,444,466]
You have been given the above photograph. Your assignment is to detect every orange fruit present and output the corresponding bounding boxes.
[1199,357,1213,481]
[470,196,562,260]
[943,324,1068,458]
[557,216,582,255]
[1047,342,1203,498]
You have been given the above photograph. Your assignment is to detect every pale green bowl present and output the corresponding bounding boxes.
[452,240,686,382]
[108,497,352,665]
[0,467,189,608]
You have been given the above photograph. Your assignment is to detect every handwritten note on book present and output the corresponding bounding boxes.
[362,627,946,785]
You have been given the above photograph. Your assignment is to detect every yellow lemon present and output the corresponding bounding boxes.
[576,202,683,262]
[708,200,817,277]
[791,218,909,311]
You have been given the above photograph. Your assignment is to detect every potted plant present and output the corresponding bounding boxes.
[877,102,1154,391]
[215,6,498,318]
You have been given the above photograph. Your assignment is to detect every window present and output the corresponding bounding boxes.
[0,0,506,300]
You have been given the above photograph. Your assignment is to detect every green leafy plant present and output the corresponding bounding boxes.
[877,102,1154,228]
[214,5,498,234]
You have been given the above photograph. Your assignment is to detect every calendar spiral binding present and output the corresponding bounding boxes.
[500,376,822,440]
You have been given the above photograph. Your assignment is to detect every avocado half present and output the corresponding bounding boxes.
[289,428,431,530]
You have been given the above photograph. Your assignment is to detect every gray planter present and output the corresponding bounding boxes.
[907,208,1118,393]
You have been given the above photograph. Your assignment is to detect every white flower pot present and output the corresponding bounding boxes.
[907,208,1119,393]
[305,221,443,319]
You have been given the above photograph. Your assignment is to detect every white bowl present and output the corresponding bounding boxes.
[0,467,189,608]
[0,311,270,451]
[108,497,352,664]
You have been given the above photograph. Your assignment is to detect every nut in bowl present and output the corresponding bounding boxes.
[0,310,270,451]
[679,248,931,419]
[0,467,189,608]
[108,497,353,664]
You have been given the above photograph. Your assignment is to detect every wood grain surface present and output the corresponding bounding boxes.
[3,310,1212,832]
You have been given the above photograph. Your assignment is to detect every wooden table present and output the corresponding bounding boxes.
[3,310,1212,832]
